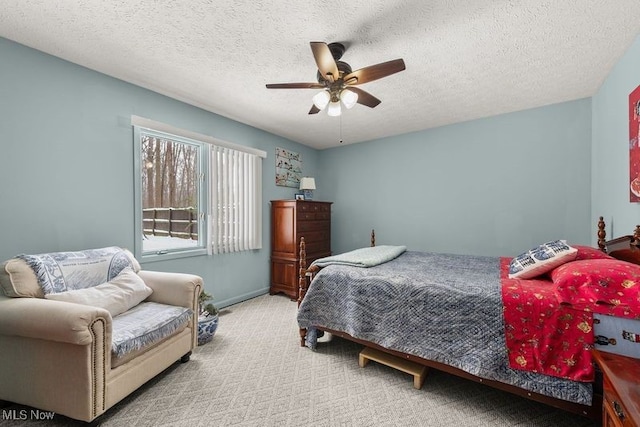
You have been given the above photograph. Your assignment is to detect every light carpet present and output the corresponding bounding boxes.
[1,294,596,426]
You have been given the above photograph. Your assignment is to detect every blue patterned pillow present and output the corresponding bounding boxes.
[17,247,138,295]
[508,240,578,279]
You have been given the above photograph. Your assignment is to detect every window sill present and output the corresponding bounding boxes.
[139,247,208,263]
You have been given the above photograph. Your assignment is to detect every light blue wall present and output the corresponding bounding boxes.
[592,35,640,241]
[318,99,593,256]
[0,37,319,308]
[2,32,634,307]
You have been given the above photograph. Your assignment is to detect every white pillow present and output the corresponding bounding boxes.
[508,240,578,279]
[45,267,152,316]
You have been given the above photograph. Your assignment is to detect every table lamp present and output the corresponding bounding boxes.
[299,177,316,200]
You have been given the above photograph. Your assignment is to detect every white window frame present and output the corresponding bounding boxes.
[133,126,208,262]
[132,116,266,262]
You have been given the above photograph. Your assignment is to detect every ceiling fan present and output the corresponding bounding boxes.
[265,42,406,116]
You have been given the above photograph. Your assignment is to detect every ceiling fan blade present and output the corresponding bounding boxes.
[308,105,321,115]
[266,83,325,89]
[348,87,381,108]
[343,58,406,85]
[310,42,339,82]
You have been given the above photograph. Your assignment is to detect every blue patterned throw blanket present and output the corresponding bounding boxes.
[112,302,192,358]
[297,251,592,405]
[311,245,406,268]
[17,247,137,294]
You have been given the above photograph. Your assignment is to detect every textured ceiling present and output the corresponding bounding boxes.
[1,1,640,150]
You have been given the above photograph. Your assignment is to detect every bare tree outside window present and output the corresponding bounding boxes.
[140,135,201,253]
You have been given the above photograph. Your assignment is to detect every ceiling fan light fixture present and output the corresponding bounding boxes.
[312,90,330,110]
[327,100,342,116]
[340,89,358,109]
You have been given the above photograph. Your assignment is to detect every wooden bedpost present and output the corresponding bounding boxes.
[298,237,308,346]
[298,236,321,306]
[597,216,607,252]
[634,225,640,247]
[298,237,307,307]
[371,229,376,247]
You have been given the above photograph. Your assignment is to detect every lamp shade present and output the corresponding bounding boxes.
[327,100,341,117]
[312,90,330,110]
[299,177,316,190]
[340,89,358,109]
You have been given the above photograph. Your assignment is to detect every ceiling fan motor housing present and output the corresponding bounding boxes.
[327,42,346,60]
[317,61,352,84]
[316,42,350,84]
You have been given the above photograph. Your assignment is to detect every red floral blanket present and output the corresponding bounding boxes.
[501,257,595,382]
[501,253,640,382]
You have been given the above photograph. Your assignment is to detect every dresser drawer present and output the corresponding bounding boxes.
[298,212,330,221]
[603,378,636,426]
[298,229,330,244]
[298,203,330,213]
[593,350,640,427]
[298,220,330,232]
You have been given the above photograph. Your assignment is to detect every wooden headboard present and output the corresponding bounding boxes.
[598,216,640,264]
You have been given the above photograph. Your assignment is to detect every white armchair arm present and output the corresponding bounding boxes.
[138,270,201,311]
[0,297,111,345]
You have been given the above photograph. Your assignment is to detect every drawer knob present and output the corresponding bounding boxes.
[613,400,625,421]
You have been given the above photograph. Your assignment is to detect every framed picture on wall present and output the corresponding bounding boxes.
[275,147,302,188]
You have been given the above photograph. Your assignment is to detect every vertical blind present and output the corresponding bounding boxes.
[209,146,262,254]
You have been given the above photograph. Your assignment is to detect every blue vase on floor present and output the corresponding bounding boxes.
[197,314,219,346]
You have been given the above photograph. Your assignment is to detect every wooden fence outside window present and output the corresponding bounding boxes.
[142,207,198,240]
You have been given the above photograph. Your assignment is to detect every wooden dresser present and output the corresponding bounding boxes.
[270,200,332,300]
[592,350,640,427]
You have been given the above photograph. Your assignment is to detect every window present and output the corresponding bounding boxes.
[134,127,207,259]
[133,116,265,261]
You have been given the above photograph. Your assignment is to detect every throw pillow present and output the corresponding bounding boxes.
[45,267,152,317]
[572,245,614,261]
[508,240,578,279]
[0,258,44,298]
[552,259,640,312]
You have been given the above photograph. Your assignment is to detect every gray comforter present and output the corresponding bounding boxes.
[297,251,592,405]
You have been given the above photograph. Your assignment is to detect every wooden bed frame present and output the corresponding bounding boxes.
[296,216,640,421]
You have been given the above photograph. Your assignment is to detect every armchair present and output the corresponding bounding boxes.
[0,248,201,422]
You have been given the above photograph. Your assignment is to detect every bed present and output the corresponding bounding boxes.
[296,217,640,421]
